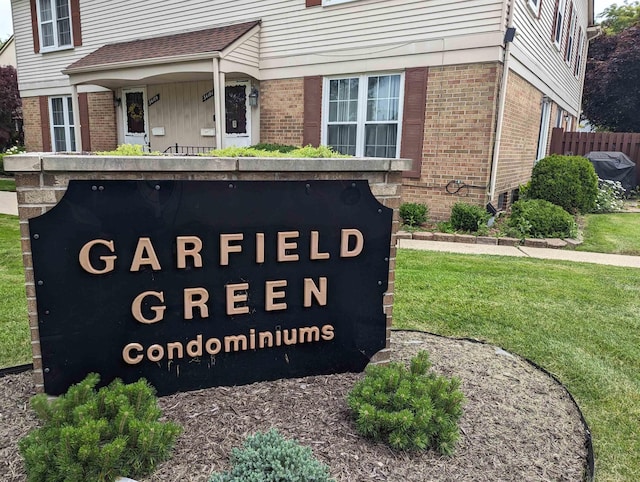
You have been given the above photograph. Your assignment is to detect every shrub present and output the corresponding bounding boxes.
[593,179,625,213]
[209,429,334,482]
[399,202,428,227]
[450,202,490,232]
[96,144,161,156]
[347,351,464,455]
[527,155,598,213]
[507,199,577,238]
[250,143,298,153]
[203,145,349,158]
[19,373,182,482]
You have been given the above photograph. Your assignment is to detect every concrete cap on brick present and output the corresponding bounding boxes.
[4,154,43,172]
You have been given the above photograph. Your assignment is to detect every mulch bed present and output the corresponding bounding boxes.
[0,331,589,481]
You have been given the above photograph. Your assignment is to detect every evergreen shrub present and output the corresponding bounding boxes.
[507,199,577,238]
[209,429,334,482]
[96,144,161,156]
[450,202,490,232]
[399,202,429,227]
[250,143,298,153]
[347,351,464,455]
[527,154,598,213]
[19,373,182,482]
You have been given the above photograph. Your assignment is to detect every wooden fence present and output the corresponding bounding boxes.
[549,128,640,184]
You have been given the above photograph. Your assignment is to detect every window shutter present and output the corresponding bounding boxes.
[30,0,40,53]
[303,76,322,147]
[306,0,322,6]
[39,96,51,151]
[79,93,91,151]
[401,67,428,178]
[71,0,82,47]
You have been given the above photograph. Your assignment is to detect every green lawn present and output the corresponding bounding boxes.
[395,249,640,482]
[0,177,16,192]
[578,213,640,255]
[0,214,29,367]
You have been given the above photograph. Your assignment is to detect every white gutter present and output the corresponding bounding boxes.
[488,0,516,203]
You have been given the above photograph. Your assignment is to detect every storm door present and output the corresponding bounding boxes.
[223,80,251,147]
[123,88,149,150]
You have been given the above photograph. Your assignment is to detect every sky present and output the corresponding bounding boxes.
[0,0,624,41]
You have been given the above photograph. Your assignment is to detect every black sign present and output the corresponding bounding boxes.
[148,94,160,106]
[202,90,214,102]
[30,180,392,396]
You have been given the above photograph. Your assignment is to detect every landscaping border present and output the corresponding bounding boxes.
[396,231,582,249]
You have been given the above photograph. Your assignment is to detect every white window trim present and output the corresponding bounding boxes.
[536,98,552,162]
[526,0,540,17]
[49,96,75,152]
[321,72,405,158]
[36,0,74,53]
[565,9,577,65]
[553,0,567,49]
[574,28,584,77]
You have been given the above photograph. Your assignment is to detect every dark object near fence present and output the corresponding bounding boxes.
[585,151,637,192]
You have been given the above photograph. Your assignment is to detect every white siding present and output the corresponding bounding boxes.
[224,31,260,69]
[13,0,505,94]
[510,0,589,114]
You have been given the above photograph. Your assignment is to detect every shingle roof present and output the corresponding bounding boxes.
[66,21,260,71]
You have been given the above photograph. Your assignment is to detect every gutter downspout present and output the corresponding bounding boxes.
[488,0,516,203]
[71,84,82,152]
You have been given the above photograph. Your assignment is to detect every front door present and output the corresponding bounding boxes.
[123,88,149,150]
[223,80,251,148]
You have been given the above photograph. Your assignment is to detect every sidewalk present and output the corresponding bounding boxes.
[399,238,640,268]
[0,191,17,216]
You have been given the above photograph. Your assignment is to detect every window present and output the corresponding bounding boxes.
[37,0,73,50]
[553,0,567,48]
[565,7,577,64]
[50,96,76,152]
[324,73,403,157]
[527,0,541,16]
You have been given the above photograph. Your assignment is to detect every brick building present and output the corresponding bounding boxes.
[11,0,596,218]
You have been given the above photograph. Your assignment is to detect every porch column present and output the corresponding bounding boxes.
[219,71,226,147]
[212,58,223,150]
[70,84,83,152]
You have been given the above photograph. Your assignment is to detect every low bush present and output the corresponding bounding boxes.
[250,143,298,153]
[203,145,349,158]
[209,429,334,482]
[593,179,625,213]
[19,373,182,482]
[96,144,161,156]
[507,199,577,238]
[347,351,464,455]
[400,202,429,227]
[527,155,598,213]
[450,202,490,232]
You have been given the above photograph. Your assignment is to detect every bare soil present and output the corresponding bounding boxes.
[0,331,589,481]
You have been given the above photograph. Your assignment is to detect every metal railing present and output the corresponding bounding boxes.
[163,143,212,155]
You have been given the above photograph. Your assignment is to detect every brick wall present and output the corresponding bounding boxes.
[259,78,305,146]
[22,97,44,152]
[492,71,542,203]
[402,63,500,220]
[11,157,404,392]
[87,92,117,151]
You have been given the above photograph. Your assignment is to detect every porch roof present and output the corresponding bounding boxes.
[63,20,260,78]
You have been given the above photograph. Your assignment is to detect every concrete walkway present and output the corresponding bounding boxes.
[399,238,640,268]
[1,190,637,268]
[0,191,17,216]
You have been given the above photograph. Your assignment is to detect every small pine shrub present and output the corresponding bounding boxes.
[250,143,298,153]
[96,144,161,156]
[592,179,625,213]
[347,351,464,455]
[399,202,429,227]
[209,429,334,482]
[527,154,598,213]
[450,202,490,232]
[507,199,577,238]
[19,373,182,482]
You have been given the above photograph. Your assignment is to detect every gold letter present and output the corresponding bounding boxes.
[310,231,330,260]
[224,335,248,352]
[340,229,364,258]
[226,283,250,315]
[167,342,184,360]
[184,287,210,320]
[122,343,144,364]
[131,291,166,324]
[256,233,265,264]
[79,239,117,274]
[277,231,300,262]
[205,337,222,355]
[130,237,162,272]
[265,280,287,311]
[187,335,203,357]
[299,326,320,343]
[304,277,327,307]
[177,236,203,269]
[147,344,165,362]
[321,324,335,341]
[220,233,243,266]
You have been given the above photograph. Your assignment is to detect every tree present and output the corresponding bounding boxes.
[0,65,21,148]
[582,25,640,131]
[598,1,640,34]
